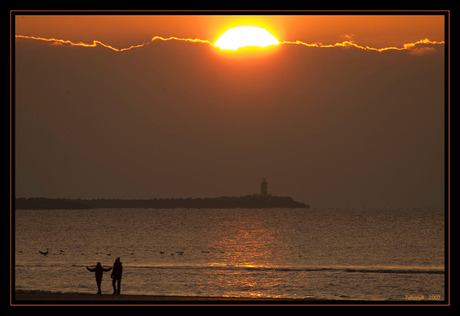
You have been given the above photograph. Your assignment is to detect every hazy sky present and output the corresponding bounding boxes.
[14,14,446,207]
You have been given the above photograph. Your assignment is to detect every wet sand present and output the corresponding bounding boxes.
[14,291,318,304]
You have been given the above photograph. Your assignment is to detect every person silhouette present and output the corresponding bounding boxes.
[111,257,123,295]
[86,262,112,294]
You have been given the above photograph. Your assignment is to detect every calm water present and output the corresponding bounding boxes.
[15,208,445,301]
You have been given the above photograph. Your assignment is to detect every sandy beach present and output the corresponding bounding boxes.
[14,291,317,304]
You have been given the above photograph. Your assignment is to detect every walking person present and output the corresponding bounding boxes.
[86,262,112,294]
[111,257,123,295]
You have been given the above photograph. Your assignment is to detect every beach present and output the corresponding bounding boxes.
[14,291,315,304]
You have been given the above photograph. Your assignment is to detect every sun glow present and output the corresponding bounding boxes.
[214,26,280,51]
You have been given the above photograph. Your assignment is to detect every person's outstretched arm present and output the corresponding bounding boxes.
[86,266,96,272]
[103,267,112,272]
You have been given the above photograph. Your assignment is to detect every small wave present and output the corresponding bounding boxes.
[15,289,84,295]
[17,262,444,275]
[244,265,444,274]
[127,264,444,275]
[340,266,444,274]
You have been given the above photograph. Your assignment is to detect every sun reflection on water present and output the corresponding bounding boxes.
[207,211,290,298]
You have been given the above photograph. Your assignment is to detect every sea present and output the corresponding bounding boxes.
[14,207,446,301]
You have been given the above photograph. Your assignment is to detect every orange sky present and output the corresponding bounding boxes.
[15,14,444,49]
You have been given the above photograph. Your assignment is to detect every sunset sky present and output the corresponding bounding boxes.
[13,13,446,207]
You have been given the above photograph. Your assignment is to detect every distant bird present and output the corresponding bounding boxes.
[39,250,48,256]
[107,253,111,256]
[159,251,164,254]
[177,251,184,255]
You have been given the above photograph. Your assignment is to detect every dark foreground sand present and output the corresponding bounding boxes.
[14,291,317,304]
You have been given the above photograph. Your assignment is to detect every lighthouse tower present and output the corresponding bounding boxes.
[261,178,268,196]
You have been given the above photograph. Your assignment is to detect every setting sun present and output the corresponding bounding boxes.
[214,26,280,51]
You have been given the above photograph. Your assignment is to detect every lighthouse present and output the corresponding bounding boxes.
[261,178,268,196]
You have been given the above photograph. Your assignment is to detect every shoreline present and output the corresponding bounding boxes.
[12,291,448,305]
[13,291,320,304]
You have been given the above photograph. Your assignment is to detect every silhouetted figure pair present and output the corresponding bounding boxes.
[86,262,112,294]
[86,257,123,295]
